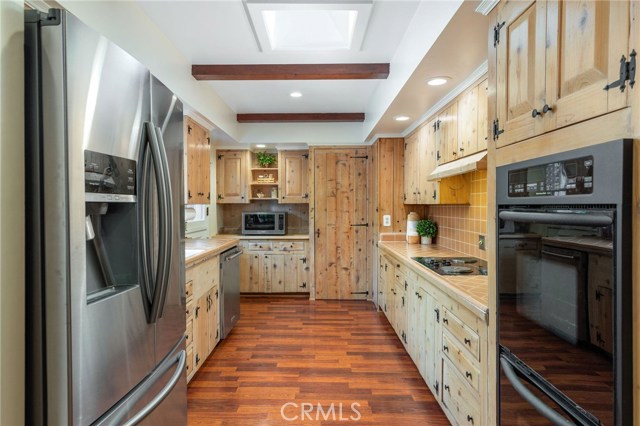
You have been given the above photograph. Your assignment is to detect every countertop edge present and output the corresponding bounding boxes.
[215,234,310,240]
[185,237,240,266]
[378,242,489,319]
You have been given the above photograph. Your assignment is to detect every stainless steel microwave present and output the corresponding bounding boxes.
[241,212,286,235]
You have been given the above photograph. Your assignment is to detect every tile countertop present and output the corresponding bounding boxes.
[378,241,489,318]
[185,236,240,267]
[215,234,309,240]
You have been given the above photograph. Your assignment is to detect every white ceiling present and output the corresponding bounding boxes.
[132,0,489,145]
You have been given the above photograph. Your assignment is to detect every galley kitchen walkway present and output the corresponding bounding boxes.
[187,296,449,426]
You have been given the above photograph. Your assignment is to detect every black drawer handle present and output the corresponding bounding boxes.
[465,371,472,379]
[464,337,471,345]
[443,345,449,352]
[443,318,449,324]
[467,415,474,424]
[444,384,450,392]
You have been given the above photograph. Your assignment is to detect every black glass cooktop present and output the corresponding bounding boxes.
[411,256,488,276]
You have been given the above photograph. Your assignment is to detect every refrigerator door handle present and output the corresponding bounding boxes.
[119,349,186,426]
[500,355,574,426]
[152,125,173,318]
[140,122,170,324]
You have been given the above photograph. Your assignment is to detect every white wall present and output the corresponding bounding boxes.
[0,0,25,424]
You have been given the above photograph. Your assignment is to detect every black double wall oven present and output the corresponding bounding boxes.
[496,139,633,425]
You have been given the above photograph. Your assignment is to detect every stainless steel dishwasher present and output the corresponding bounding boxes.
[220,246,242,338]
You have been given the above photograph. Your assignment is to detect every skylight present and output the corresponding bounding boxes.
[245,1,372,52]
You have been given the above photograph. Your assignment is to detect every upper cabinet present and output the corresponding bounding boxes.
[435,103,459,165]
[494,0,631,147]
[216,150,249,204]
[279,150,309,204]
[185,117,211,205]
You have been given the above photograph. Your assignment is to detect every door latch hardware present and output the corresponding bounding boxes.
[493,21,505,47]
[604,50,636,92]
[492,118,504,141]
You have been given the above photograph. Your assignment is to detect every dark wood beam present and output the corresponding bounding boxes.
[237,113,365,123]
[192,64,389,80]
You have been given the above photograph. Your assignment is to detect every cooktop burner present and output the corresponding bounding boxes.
[411,256,488,276]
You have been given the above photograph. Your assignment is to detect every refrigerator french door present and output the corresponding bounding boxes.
[496,140,633,425]
[25,9,186,425]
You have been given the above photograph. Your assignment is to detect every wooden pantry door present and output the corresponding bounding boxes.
[313,149,369,300]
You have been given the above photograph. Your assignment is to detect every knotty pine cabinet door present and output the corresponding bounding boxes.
[279,150,309,203]
[476,78,489,152]
[216,150,248,203]
[436,103,458,165]
[403,131,420,204]
[495,0,631,147]
[419,118,440,204]
[313,149,369,300]
[185,117,211,204]
[456,85,479,158]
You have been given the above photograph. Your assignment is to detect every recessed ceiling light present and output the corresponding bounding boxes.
[256,144,266,148]
[394,115,410,122]
[290,91,303,98]
[427,77,450,86]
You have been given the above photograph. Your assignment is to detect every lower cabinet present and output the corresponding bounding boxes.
[185,254,221,382]
[239,239,309,293]
[379,249,488,425]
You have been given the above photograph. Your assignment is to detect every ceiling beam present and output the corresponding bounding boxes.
[192,64,390,80]
[237,113,365,123]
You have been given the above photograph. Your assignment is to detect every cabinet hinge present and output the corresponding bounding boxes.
[217,194,223,200]
[300,282,307,289]
[188,190,192,199]
[436,119,441,130]
[492,118,504,141]
[195,354,200,365]
[187,125,192,135]
[216,330,219,339]
[195,306,200,319]
[217,154,223,160]
[595,289,602,300]
[207,137,211,145]
[436,150,441,161]
[405,142,407,150]
[435,308,440,323]
[302,153,309,159]
[434,380,439,394]
[403,193,407,201]
[604,50,636,92]
[301,257,307,264]
[207,192,210,201]
[493,21,505,47]
[215,289,219,299]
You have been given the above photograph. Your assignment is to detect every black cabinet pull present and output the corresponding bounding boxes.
[532,108,542,118]
[443,345,449,352]
[464,337,471,345]
[444,384,450,392]
[466,371,472,379]
[443,318,449,324]
[467,415,474,424]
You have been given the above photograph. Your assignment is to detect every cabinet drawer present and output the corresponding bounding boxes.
[272,241,305,251]
[442,332,479,393]
[185,280,194,300]
[186,297,195,319]
[186,318,193,347]
[442,308,480,360]
[442,359,480,426]
[186,344,194,379]
[247,242,272,251]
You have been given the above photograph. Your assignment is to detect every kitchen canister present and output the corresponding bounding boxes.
[406,212,420,244]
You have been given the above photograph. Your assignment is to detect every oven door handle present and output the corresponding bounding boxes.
[499,211,612,227]
[541,250,580,260]
[500,355,575,426]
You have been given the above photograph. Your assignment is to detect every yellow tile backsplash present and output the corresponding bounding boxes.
[428,170,487,260]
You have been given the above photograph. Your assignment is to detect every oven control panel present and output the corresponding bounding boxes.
[508,155,593,197]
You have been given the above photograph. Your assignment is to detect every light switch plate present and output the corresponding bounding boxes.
[383,215,391,227]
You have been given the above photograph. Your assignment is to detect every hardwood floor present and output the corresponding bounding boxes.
[188,296,449,425]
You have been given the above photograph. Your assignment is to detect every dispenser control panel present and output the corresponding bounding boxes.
[508,155,593,197]
[85,150,136,202]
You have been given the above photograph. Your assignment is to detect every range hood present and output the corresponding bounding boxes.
[428,150,487,180]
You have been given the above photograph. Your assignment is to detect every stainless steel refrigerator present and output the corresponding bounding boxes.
[25,9,187,425]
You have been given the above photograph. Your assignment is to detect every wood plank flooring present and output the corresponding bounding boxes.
[188,296,449,425]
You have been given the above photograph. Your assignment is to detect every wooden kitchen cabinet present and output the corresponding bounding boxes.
[436,103,458,165]
[185,254,221,382]
[457,85,479,158]
[476,78,489,152]
[279,150,309,203]
[494,0,631,147]
[216,150,249,203]
[185,117,211,204]
[239,239,309,293]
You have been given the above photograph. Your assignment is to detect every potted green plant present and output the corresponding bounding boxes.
[416,219,437,245]
[256,151,277,168]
